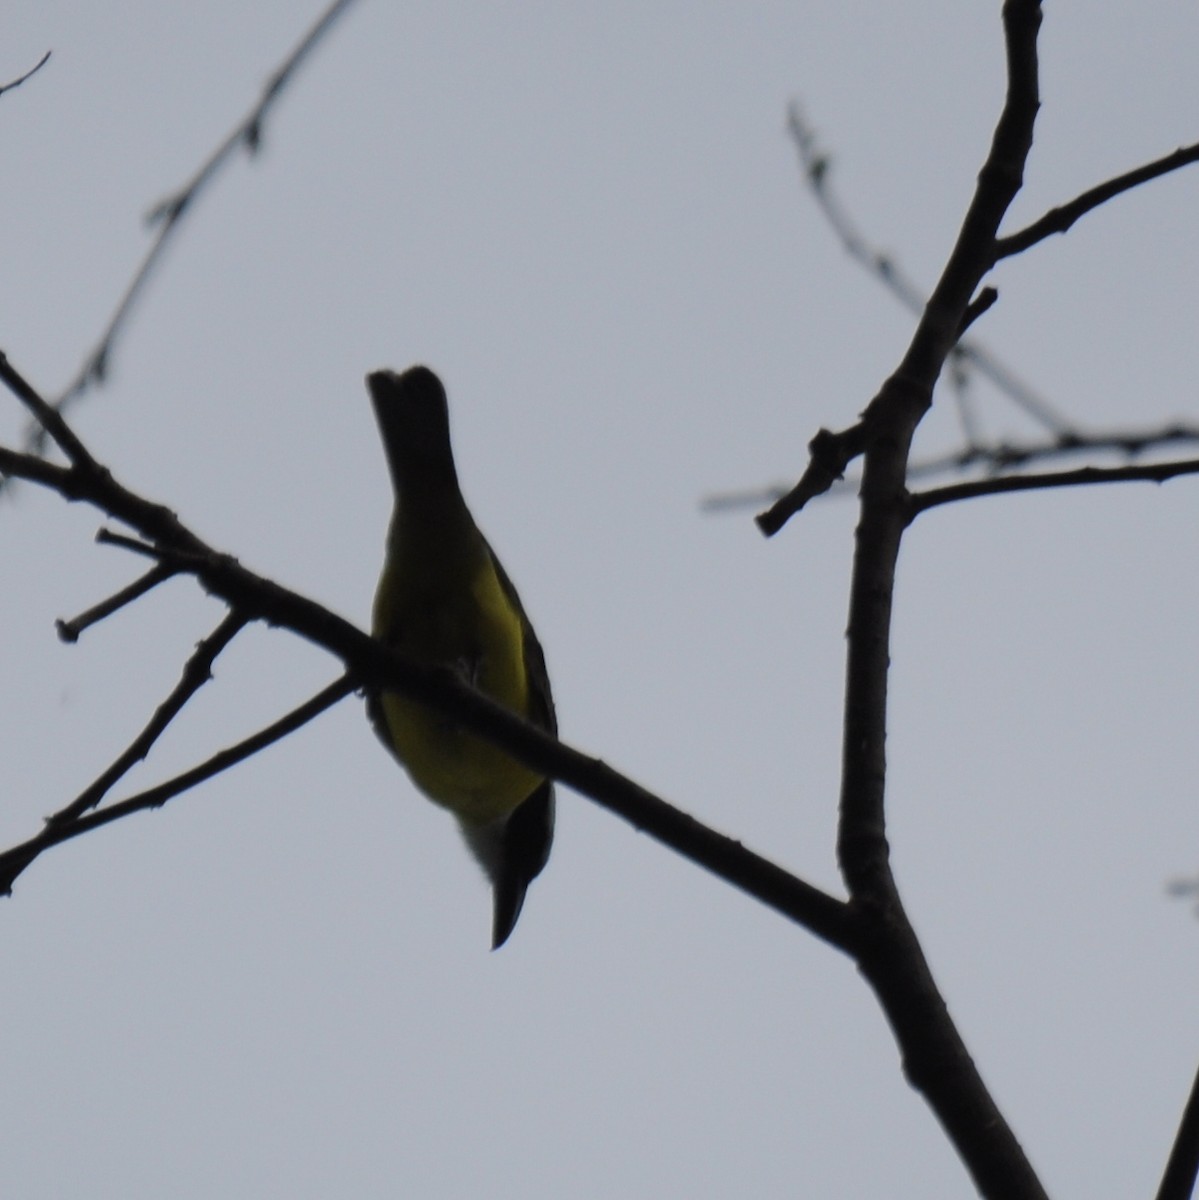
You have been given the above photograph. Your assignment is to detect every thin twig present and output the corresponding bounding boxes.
[45,611,249,828]
[787,101,1070,435]
[0,50,51,97]
[996,141,1199,260]
[1,674,355,896]
[908,457,1199,516]
[755,423,868,534]
[947,357,984,450]
[908,424,1199,475]
[20,0,360,461]
[56,562,177,642]
[1155,1058,1199,1200]
[958,286,999,337]
[704,421,1199,515]
[96,527,167,559]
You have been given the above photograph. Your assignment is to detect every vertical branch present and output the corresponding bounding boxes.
[835,3,1049,1198]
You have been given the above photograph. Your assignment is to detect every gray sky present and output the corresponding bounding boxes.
[3,3,1199,1196]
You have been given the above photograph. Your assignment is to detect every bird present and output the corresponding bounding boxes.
[365,365,555,949]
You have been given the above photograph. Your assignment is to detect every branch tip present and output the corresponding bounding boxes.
[0,50,51,97]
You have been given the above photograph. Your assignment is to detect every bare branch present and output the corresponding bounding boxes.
[45,611,249,828]
[705,421,1199,516]
[761,0,1048,544]
[95,527,167,559]
[827,3,1051,1196]
[56,562,176,643]
[17,0,361,464]
[911,423,1199,474]
[787,101,1070,435]
[958,286,999,337]
[996,141,1199,260]
[755,423,867,534]
[908,457,1199,516]
[1,357,212,559]
[0,50,51,97]
[1155,1058,1199,1200]
[0,674,355,896]
[0,442,78,492]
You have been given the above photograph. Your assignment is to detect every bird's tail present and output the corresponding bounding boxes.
[460,781,555,949]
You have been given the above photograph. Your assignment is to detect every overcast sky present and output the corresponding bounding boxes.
[3,3,1199,1197]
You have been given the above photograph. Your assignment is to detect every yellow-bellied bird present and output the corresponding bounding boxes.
[366,366,555,949]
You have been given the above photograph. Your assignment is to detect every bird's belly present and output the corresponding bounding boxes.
[380,693,542,825]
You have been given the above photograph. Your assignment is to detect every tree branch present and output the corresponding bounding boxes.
[706,421,1199,516]
[767,105,1199,539]
[55,561,177,643]
[0,674,356,896]
[909,457,1199,516]
[996,141,1199,261]
[786,101,1069,436]
[755,423,867,533]
[14,0,360,467]
[829,4,1050,1197]
[1155,1057,1199,1200]
[45,610,248,828]
[0,50,51,98]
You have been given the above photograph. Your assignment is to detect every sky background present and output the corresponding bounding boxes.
[3,3,1199,1197]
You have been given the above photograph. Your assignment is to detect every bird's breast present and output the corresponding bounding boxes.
[373,549,543,824]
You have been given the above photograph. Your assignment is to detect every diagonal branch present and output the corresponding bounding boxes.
[17,0,361,464]
[56,562,177,643]
[45,610,249,828]
[0,50,51,98]
[0,674,355,896]
[996,141,1199,260]
[786,101,1069,436]
[0,442,76,490]
[755,423,867,534]
[1155,1057,1199,1200]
